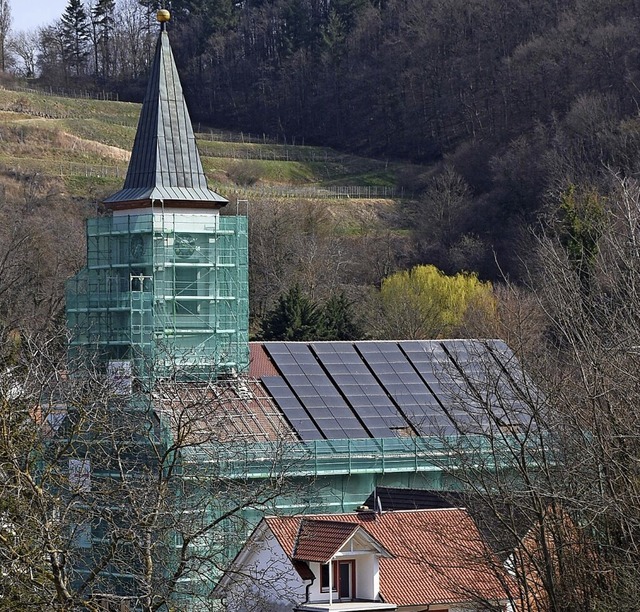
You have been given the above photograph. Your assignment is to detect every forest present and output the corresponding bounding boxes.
[5,0,640,282]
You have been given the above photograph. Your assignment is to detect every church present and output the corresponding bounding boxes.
[62,9,532,609]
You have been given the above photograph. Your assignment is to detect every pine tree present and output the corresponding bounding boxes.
[322,293,364,341]
[260,285,325,341]
[60,0,90,78]
[91,0,115,81]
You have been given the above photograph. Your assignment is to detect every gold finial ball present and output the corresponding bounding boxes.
[157,9,171,23]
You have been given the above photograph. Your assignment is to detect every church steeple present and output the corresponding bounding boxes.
[67,9,249,380]
[104,9,227,209]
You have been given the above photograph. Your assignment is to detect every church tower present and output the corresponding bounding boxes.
[66,9,249,382]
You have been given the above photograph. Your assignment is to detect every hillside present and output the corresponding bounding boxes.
[0,87,415,333]
[0,87,405,202]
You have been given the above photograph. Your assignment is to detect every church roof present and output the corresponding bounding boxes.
[104,21,227,209]
[151,339,534,446]
[250,339,535,441]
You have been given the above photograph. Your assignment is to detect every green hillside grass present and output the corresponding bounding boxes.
[0,89,395,185]
[0,86,408,226]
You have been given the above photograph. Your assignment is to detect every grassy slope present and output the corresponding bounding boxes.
[0,87,412,236]
[0,89,416,246]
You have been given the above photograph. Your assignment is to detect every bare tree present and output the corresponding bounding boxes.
[249,198,350,326]
[8,29,38,78]
[0,180,86,332]
[427,175,640,611]
[37,24,67,84]
[113,0,156,82]
[0,328,302,610]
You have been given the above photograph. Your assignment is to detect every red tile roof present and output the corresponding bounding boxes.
[293,519,360,563]
[249,343,280,377]
[155,378,294,443]
[265,509,510,607]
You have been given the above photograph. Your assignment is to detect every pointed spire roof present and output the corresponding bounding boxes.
[104,14,227,209]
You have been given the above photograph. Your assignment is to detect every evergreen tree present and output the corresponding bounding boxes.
[91,0,115,81]
[60,0,90,78]
[322,293,364,341]
[260,285,325,341]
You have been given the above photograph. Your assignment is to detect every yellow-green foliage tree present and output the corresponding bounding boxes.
[375,264,495,339]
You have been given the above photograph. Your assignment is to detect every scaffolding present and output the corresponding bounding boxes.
[66,211,249,381]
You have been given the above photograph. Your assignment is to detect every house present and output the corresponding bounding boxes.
[507,504,596,612]
[215,507,514,612]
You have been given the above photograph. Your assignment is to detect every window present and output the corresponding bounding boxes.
[320,560,355,600]
[320,563,336,592]
[71,522,92,548]
[68,459,91,492]
[175,268,198,296]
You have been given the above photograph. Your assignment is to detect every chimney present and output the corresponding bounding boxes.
[355,505,377,519]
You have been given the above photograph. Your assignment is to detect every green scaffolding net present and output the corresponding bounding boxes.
[66,211,249,381]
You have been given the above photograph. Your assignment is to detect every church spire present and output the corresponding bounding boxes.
[104,9,227,209]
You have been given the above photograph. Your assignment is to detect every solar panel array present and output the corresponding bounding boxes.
[261,376,322,441]
[440,339,536,433]
[311,343,406,438]
[263,343,369,440]
[358,341,456,436]
[400,340,475,433]
[261,340,530,440]
[481,339,538,429]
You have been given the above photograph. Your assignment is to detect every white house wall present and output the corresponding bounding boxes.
[224,529,306,612]
[307,554,380,602]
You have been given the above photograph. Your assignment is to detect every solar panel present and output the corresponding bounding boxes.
[349,396,374,408]
[309,348,342,365]
[262,376,323,441]
[327,406,355,419]
[296,386,319,399]
[361,352,386,365]
[343,363,370,375]
[263,342,291,354]
[402,339,535,435]
[394,341,475,435]
[285,373,310,386]
[470,339,536,429]
[356,341,446,435]
[264,344,370,439]
[278,363,305,376]
[324,357,348,370]
[372,363,396,375]
[306,373,328,385]
[263,340,534,440]
[312,343,408,436]
[315,384,340,397]
[331,374,358,385]
[441,339,514,429]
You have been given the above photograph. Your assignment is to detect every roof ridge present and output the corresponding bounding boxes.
[266,507,467,521]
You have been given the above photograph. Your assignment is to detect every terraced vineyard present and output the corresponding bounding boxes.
[0,86,405,208]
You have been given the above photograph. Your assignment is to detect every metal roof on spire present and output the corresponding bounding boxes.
[104,10,227,209]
